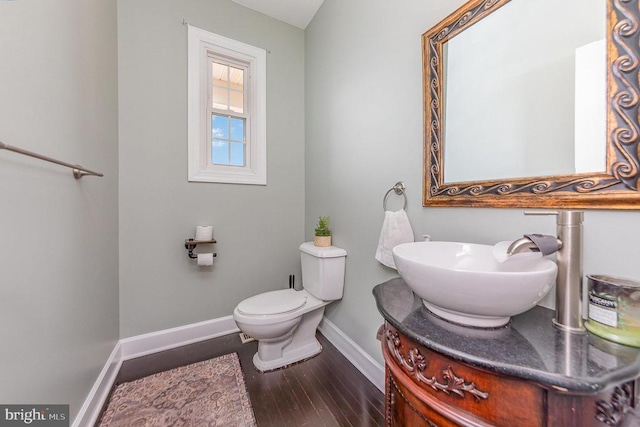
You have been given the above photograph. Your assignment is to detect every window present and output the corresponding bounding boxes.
[188,25,266,184]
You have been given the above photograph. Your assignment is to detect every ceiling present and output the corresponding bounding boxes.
[230,0,325,29]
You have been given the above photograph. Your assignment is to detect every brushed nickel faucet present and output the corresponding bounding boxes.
[507,211,585,333]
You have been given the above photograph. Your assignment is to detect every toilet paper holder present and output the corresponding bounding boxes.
[184,238,217,260]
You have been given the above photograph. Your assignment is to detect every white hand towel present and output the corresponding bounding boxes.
[375,210,415,269]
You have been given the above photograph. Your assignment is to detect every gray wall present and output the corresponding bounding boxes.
[117,0,305,338]
[2,0,638,417]
[305,0,640,365]
[0,0,119,419]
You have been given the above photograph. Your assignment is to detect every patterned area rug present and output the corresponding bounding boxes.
[99,352,256,426]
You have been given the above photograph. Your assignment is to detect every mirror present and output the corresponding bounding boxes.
[443,0,606,183]
[423,0,640,209]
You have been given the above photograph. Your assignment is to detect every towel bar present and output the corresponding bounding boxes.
[0,141,103,179]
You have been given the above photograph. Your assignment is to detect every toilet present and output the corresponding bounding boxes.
[233,242,347,372]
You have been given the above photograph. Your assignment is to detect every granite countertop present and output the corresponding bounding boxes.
[373,278,640,393]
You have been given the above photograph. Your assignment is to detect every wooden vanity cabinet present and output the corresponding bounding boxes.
[382,323,638,427]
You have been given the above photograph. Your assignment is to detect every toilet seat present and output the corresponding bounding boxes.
[237,289,307,316]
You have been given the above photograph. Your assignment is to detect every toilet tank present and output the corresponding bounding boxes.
[299,242,347,301]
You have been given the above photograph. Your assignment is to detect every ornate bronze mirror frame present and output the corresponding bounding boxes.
[423,0,640,209]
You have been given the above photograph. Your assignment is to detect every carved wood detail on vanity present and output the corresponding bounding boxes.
[595,384,634,426]
[382,323,545,426]
[385,329,489,401]
[381,322,640,426]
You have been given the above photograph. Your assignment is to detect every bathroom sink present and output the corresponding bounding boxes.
[392,241,557,328]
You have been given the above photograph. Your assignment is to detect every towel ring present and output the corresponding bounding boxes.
[383,182,407,211]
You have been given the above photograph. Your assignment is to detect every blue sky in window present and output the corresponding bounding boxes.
[212,115,228,139]
[212,114,245,166]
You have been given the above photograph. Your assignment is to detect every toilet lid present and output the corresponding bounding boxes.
[237,289,307,316]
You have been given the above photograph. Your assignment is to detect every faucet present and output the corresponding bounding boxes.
[507,211,585,333]
[507,234,562,256]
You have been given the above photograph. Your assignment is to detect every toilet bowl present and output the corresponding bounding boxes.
[233,242,347,372]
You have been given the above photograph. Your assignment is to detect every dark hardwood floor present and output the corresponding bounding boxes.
[108,332,385,426]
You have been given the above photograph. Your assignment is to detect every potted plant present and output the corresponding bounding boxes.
[314,216,332,247]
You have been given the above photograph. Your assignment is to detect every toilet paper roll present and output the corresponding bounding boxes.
[195,226,213,241]
[197,253,214,266]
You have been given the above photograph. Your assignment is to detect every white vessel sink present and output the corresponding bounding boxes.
[392,241,557,328]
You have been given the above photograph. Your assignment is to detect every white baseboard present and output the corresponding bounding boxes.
[120,315,240,361]
[72,316,239,426]
[73,315,383,426]
[72,343,123,427]
[318,317,385,392]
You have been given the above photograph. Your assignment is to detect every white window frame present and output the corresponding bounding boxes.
[188,25,266,185]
